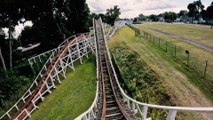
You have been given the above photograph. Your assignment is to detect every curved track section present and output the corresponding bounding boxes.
[0,33,96,120]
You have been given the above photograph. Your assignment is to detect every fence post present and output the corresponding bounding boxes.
[153,36,155,44]
[174,45,176,57]
[138,29,141,37]
[165,42,168,52]
[158,38,160,48]
[144,31,145,38]
[185,50,190,66]
[203,60,208,78]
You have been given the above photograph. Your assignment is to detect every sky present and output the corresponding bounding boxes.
[2,21,33,39]
[87,0,212,18]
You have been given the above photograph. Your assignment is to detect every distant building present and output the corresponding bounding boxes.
[175,18,181,22]
[198,17,206,23]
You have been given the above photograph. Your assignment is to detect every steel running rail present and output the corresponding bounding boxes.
[75,19,213,120]
[0,33,96,120]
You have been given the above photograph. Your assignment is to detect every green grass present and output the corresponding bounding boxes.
[110,42,173,120]
[108,27,213,120]
[30,55,96,120]
[139,22,213,46]
[104,26,111,35]
[133,23,213,84]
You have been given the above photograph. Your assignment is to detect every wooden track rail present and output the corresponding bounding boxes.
[94,19,134,120]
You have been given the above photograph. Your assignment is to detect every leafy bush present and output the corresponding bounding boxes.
[110,42,174,119]
[0,70,31,115]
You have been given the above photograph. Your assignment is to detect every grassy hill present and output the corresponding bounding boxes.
[30,55,96,120]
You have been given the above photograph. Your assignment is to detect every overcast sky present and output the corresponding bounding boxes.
[87,0,212,18]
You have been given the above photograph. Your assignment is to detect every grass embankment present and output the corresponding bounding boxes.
[110,42,173,119]
[133,23,213,84]
[30,55,96,120]
[108,27,213,120]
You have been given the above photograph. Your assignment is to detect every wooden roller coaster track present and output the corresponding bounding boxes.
[1,18,212,120]
[94,19,135,120]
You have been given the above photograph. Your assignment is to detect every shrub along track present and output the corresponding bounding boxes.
[110,42,174,119]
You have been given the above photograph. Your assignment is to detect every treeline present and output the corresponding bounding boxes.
[0,0,91,115]
[0,0,121,115]
[136,0,213,23]
[0,0,90,73]
[90,5,121,25]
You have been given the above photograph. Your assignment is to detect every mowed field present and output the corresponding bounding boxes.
[134,22,213,87]
[108,26,213,120]
[139,22,213,47]
[30,56,96,120]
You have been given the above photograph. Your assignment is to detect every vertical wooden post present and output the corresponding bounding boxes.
[166,42,168,52]
[158,38,160,48]
[186,51,189,66]
[174,45,176,57]
[203,60,208,78]
[153,36,155,45]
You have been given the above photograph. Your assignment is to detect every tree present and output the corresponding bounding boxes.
[187,0,205,20]
[138,14,147,21]
[187,3,199,19]
[19,26,39,46]
[0,0,91,114]
[0,46,7,76]
[163,12,177,22]
[65,0,90,34]
[105,5,121,25]
[0,32,7,77]
[194,0,205,12]
[178,10,188,17]
[206,2,213,20]
[149,14,159,21]
[0,1,21,70]
[178,10,188,21]
[99,13,106,22]
[206,2,213,28]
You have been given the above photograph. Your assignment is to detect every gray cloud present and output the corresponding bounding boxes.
[144,3,175,10]
[87,0,208,18]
